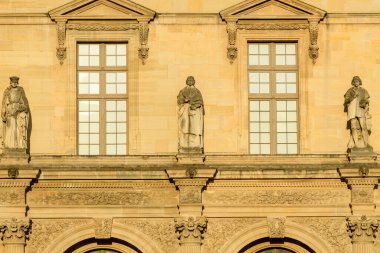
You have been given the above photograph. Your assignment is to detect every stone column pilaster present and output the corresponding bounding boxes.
[0,218,30,253]
[347,215,379,253]
[175,216,207,253]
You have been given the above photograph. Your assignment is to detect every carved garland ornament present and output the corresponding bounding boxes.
[0,218,30,244]
[54,22,151,65]
[225,20,322,64]
[347,215,380,243]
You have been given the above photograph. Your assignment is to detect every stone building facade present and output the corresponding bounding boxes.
[0,0,380,252]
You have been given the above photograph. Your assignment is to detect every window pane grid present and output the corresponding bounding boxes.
[77,43,128,155]
[275,43,296,66]
[276,100,298,154]
[276,72,297,94]
[249,72,270,94]
[248,43,269,65]
[249,100,270,154]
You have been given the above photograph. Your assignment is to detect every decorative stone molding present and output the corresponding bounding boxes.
[291,217,351,253]
[26,219,92,253]
[347,178,378,213]
[116,218,179,253]
[347,215,379,243]
[308,18,319,64]
[56,20,67,65]
[226,20,238,64]
[8,168,19,179]
[204,189,349,205]
[0,218,30,244]
[94,218,112,239]
[267,216,286,238]
[49,0,156,65]
[175,216,207,243]
[220,0,326,64]
[0,189,24,206]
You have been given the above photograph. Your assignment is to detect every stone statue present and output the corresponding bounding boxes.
[177,76,204,154]
[344,76,371,151]
[1,76,29,150]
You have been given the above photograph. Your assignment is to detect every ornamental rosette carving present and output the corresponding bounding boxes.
[203,218,261,253]
[0,218,30,244]
[204,189,349,205]
[268,217,286,238]
[116,218,179,253]
[347,215,379,243]
[26,219,91,253]
[175,216,207,243]
[290,217,351,253]
[94,218,112,239]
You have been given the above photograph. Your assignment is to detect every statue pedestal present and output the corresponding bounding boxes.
[176,153,205,165]
[1,148,29,165]
[347,146,377,163]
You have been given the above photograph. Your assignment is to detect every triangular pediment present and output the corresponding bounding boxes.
[49,0,155,21]
[220,0,326,20]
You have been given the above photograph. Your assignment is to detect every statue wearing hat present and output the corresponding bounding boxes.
[1,76,29,150]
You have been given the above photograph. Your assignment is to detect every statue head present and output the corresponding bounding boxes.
[186,76,195,86]
[351,76,362,87]
[9,76,19,88]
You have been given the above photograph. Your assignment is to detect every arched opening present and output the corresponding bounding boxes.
[238,237,316,253]
[64,238,142,253]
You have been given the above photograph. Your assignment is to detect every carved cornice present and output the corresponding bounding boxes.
[347,215,379,243]
[0,181,30,188]
[175,216,207,243]
[94,218,112,239]
[347,179,378,186]
[0,218,30,244]
[267,216,286,238]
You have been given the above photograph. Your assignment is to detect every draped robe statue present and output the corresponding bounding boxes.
[344,76,371,151]
[177,76,204,153]
[1,76,29,150]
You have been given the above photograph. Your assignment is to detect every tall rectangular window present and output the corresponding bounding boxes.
[248,42,298,154]
[77,43,128,155]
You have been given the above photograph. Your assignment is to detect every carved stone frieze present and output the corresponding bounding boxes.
[204,189,349,205]
[238,23,309,30]
[0,218,30,244]
[26,219,92,253]
[347,215,379,243]
[28,190,167,206]
[308,18,319,64]
[267,216,286,238]
[0,189,24,205]
[116,218,179,253]
[290,217,351,253]
[180,186,202,204]
[66,23,138,31]
[352,188,374,204]
[202,218,261,253]
[175,216,207,243]
[94,218,112,239]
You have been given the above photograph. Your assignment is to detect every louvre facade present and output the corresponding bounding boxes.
[0,0,380,253]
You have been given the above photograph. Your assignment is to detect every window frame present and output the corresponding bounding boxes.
[247,41,300,155]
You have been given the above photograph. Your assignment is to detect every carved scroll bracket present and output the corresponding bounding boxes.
[308,18,320,64]
[55,19,67,65]
[226,19,238,64]
[347,215,379,244]
[175,216,207,244]
[0,218,30,244]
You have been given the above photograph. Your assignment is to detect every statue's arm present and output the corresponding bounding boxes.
[19,88,29,112]
[1,90,8,122]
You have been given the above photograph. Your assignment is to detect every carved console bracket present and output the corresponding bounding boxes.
[175,216,207,244]
[347,215,379,244]
[49,0,156,65]
[220,0,326,64]
[0,218,30,244]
